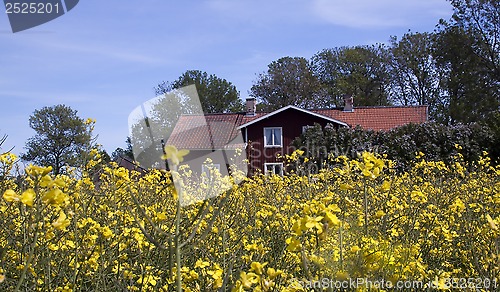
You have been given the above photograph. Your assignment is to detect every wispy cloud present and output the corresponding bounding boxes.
[8,35,165,65]
[311,0,452,28]
[46,41,162,65]
[205,0,313,25]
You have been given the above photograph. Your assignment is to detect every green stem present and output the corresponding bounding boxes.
[15,230,38,292]
[364,181,368,236]
[339,216,344,271]
[175,199,182,292]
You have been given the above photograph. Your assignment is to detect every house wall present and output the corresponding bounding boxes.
[178,149,245,177]
[244,108,342,175]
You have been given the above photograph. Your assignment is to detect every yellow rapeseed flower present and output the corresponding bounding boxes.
[250,261,266,275]
[195,259,210,269]
[239,272,259,289]
[350,245,361,253]
[285,237,301,251]
[84,118,95,125]
[266,268,282,280]
[375,210,386,218]
[42,188,67,206]
[379,180,391,192]
[304,215,324,233]
[52,211,70,230]
[207,266,223,280]
[3,189,19,202]
[156,212,167,221]
[0,152,17,164]
[486,214,498,231]
[101,226,113,238]
[161,145,189,166]
[340,183,353,191]
[26,165,52,178]
[20,189,35,207]
[324,211,340,227]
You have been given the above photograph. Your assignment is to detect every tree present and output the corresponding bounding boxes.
[21,105,93,175]
[388,32,442,118]
[312,45,392,107]
[129,85,195,169]
[250,56,325,111]
[433,26,499,123]
[426,0,500,124]
[111,137,134,161]
[448,0,500,84]
[481,111,500,163]
[155,70,243,114]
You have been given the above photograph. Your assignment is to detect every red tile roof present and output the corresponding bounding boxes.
[166,106,427,149]
[167,113,251,149]
[313,106,427,131]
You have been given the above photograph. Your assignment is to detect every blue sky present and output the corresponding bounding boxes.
[0,0,453,157]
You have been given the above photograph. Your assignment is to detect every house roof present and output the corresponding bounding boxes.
[313,105,428,131]
[237,105,349,129]
[167,113,246,150]
[166,105,428,149]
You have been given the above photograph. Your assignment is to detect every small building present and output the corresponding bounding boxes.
[166,97,427,176]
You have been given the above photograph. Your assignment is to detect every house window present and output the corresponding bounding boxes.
[264,127,282,147]
[202,163,221,178]
[302,125,315,133]
[264,163,283,176]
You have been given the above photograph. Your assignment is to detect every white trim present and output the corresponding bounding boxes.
[264,162,284,176]
[237,105,348,129]
[263,127,283,148]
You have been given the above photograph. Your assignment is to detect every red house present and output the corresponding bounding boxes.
[167,97,427,176]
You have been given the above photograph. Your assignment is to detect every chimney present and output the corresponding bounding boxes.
[246,97,256,116]
[343,95,354,112]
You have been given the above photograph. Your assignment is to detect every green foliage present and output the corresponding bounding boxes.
[250,0,499,123]
[384,122,494,169]
[156,70,243,114]
[130,86,195,169]
[433,26,499,124]
[448,0,500,83]
[21,105,93,175]
[250,56,324,111]
[312,45,392,107]
[293,121,497,172]
[481,111,500,163]
[112,137,134,161]
[388,32,444,121]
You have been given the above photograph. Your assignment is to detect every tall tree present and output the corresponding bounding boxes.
[155,70,243,114]
[112,137,134,161]
[448,0,500,83]
[433,26,499,123]
[250,56,324,111]
[129,88,187,168]
[312,45,392,107]
[427,0,500,124]
[388,32,443,119]
[21,105,93,175]
[389,32,438,105]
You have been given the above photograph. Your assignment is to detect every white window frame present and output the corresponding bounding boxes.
[201,163,221,178]
[263,127,283,148]
[264,162,284,176]
[302,125,315,134]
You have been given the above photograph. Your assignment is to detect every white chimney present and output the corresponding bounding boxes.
[343,95,354,112]
[246,97,256,116]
